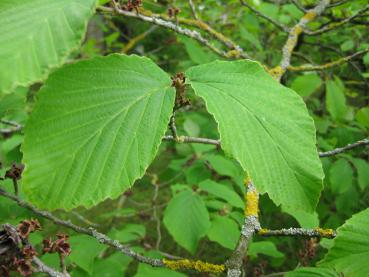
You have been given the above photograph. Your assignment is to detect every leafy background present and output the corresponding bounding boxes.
[0,0,368,276]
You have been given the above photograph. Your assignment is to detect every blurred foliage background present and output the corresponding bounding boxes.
[0,0,368,276]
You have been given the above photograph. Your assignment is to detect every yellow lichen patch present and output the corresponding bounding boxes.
[257,228,269,235]
[314,228,334,237]
[245,190,259,216]
[292,25,303,36]
[163,259,225,273]
[302,11,317,21]
[268,66,284,79]
[225,50,241,58]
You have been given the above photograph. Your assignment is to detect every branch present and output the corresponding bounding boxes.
[0,119,22,136]
[240,0,289,32]
[0,188,225,274]
[98,5,250,59]
[257,227,336,238]
[270,0,331,80]
[226,178,261,277]
[305,4,369,35]
[137,8,250,59]
[163,135,368,157]
[319,138,369,157]
[188,0,199,20]
[288,48,369,71]
[97,6,226,58]
[163,135,220,147]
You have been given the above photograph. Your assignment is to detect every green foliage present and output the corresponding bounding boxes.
[199,179,244,209]
[248,241,284,259]
[186,60,324,212]
[285,267,339,277]
[0,0,96,94]
[1,0,368,276]
[68,235,107,274]
[22,54,175,210]
[290,73,322,97]
[326,76,348,122]
[207,215,239,249]
[328,158,353,194]
[319,208,369,277]
[163,190,211,254]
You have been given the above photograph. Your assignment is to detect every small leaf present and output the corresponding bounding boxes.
[199,179,244,209]
[92,253,132,277]
[355,107,369,128]
[163,190,211,254]
[319,207,369,277]
[0,0,97,94]
[248,241,284,258]
[290,73,322,97]
[186,60,324,212]
[203,154,243,178]
[207,216,239,249]
[326,76,347,121]
[68,235,107,275]
[108,224,146,243]
[22,54,175,210]
[351,158,369,190]
[329,158,353,194]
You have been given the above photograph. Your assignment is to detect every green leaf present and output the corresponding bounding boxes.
[186,60,324,212]
[329,158,353,194]
[285,267,339,277]
[248,241,284,258]
[290,73,322,97]
[326,76,347,121]
[351,158,369,190]
[341,40,354,51]
[179,36,218,64]
[199,179,244,209]
[0,87,28,118]
[92,253,132,277]
[355,107,369,128]
[203,154,243,178]
[207,216,239,249]
[163,190,211,254]
[0,0,96,94]
[319,207,369,277]
[108,224,146,243]
[22,54,175,210]
[68,235,107,275]
[184,161,211,184]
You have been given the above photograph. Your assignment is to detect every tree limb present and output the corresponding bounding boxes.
[270,0,331,80]
[288,48,369,71]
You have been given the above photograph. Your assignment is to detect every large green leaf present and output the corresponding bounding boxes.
[163,190,211,254]
[186,60,324,212]
[319,207,369,277]
[0,0,96,94]
[22,54,175,210]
